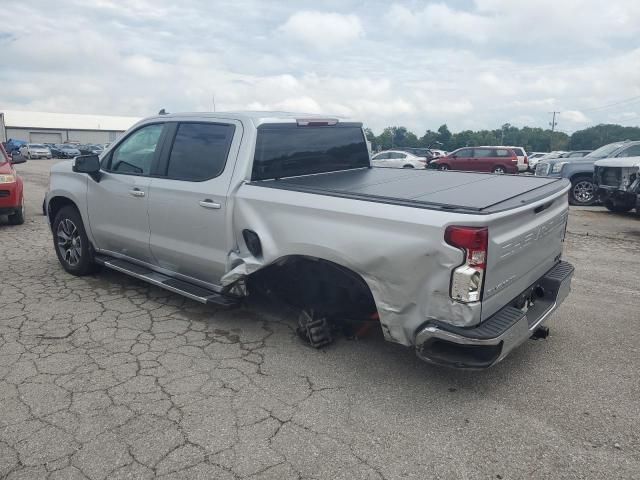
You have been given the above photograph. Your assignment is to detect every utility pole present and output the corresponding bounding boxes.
[212,94,216,112]
[548,111,560,151]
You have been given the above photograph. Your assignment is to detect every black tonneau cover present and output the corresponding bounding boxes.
[250,167,569,214]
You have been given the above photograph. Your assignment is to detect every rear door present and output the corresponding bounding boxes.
[147,120,241,287]
[371,152,390,167]
[390,152,408,167]
[471,148,494,172]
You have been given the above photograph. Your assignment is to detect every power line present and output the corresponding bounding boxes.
[579,95,640,112]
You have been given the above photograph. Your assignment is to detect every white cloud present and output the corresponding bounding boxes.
[388,4,492,42]
[561,110,590,124]
[0,1,638,135]
[278,11,364,50]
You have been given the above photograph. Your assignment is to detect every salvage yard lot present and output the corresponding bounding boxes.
[1,159,639,479]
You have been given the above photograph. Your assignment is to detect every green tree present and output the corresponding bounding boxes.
[569,124,640,149]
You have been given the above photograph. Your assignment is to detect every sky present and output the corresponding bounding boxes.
[1,0,639,135]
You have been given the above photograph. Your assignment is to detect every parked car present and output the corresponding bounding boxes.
[536,141,640,205]
[0,143,26,225]
[52,144,81,159]
[594,156,640,214]
[527,153,547,171]
[429,149,447,158]
[3,139,27,154]
[430,146,520,174]
[19,143,52,159]
[502,146,529,172]
[560,150,592,158]
[371,150,426,168]
[397,147,433,160]
[45,112,574,369]
[78,144,104,155]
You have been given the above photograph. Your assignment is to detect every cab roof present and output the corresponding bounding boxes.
[139,111,354,128]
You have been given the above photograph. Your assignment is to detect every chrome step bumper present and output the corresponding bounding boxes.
[415,261,574,369]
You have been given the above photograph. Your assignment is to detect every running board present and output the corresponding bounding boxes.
[95,256,239,306]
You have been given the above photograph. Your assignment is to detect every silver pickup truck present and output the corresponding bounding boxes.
[46,112,574,368]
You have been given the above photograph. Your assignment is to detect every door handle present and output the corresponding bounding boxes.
[199,199,221,209]
[129,188,145,197]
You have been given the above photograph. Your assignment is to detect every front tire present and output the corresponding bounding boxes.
[52,206,96,276]
[492,166,507,174]
[438,164,449,171]
[604,199,634,213]
[569,175,596,206]
[8,198,25,225]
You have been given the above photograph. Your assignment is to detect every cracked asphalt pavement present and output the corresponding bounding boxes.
[1,159,639,479]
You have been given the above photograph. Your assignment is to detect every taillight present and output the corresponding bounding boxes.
[511,156,518,163]
[445,226,488,303]
[524,155,528,164]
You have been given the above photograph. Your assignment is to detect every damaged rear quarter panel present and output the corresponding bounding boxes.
[225,183,485,346]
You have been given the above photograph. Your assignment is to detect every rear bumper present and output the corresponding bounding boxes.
[415,261,574,369]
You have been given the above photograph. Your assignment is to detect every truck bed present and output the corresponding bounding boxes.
[250,167,568,214]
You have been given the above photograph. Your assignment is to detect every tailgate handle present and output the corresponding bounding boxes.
[534,202,552,214]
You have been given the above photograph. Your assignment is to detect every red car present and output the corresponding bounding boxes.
[0,144,25,225]
[431,146,520,174]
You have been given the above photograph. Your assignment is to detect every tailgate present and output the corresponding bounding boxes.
[481,184,570,321]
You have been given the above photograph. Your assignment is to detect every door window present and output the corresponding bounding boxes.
[166,123,235,181]
[455,148,472,157]
[617,144,640,158]
[389,152,406,159]
[109,124,164,175]
[373,152,389,160]
[495,149,510,157]
[472,148,494,158]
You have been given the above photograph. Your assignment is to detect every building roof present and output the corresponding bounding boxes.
[1,110,142,131]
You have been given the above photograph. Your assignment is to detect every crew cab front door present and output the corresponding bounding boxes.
[87,123,166,263]
[146,120,242,288]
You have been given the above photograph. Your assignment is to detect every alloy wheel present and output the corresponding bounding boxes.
[573,181,594,204]
[57,218,82,266]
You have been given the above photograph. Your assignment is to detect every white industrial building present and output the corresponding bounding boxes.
[0,110,141,144]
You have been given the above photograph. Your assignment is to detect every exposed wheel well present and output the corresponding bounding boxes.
[246,256,377,320]
[48,196,78,225]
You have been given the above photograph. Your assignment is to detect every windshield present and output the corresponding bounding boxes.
[586,142,626,159]
[29,144,45,148]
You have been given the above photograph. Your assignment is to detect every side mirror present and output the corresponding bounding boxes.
[73,154,101,181]
[10,152,26,164]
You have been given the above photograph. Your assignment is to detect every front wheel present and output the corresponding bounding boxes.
[604,199,634,213]
[8,197,25,225]
[569,176,596,206]
[492,166,506,174]
[402,164,415,169]
[438,164,449,171]
[52,206,96,276]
